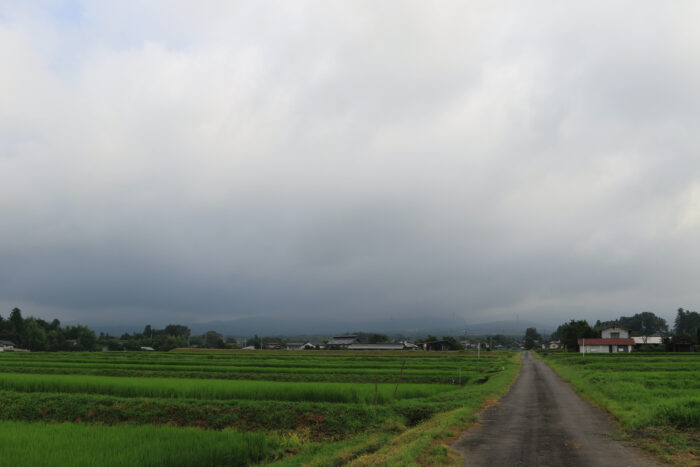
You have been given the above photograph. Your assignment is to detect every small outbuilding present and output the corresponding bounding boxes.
[422,340,451,351]
[0,340,15,351]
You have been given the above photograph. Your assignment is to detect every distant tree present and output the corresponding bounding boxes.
[143,325,153,338]
[224,336,240,348]
[106,338,124,351]
[555,320,597,351]
[674,308,700,337]
[164,324,190,339]
[74,325,97,351]
[124,339,141,351]
[9,308,24,344]
[203,330,225,348]
[189,335,204,347]
[153,334,183,351]
[618,312,668,335]
[524,328,540,350]
[45,329,66,351]
[23,318,47,351]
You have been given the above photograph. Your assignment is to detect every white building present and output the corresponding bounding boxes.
[632,336,664,345]
[578,327,634,354]
[0,340,15,352]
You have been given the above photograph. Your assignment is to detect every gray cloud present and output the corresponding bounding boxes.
[1,1,700,330]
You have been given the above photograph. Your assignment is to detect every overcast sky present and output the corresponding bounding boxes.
[1,1,699,331]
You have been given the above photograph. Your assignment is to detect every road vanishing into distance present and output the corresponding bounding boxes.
[453,352,663,467]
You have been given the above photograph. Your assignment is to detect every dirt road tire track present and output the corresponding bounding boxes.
[452,351,663,466]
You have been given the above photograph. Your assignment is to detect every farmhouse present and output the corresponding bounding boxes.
[286,342,315,350]
[0,340,15,351]
[423,340,451,351]
[578,327,634,353]
[327,335,359,349]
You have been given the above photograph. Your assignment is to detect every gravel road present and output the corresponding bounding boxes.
[452,351,663,466]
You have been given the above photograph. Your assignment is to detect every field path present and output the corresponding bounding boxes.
[452,351,663,466]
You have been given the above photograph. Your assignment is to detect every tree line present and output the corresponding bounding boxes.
[0,308,97,351]
[0,308,231,352]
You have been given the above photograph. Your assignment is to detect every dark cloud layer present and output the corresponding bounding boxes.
[2,1,700,330]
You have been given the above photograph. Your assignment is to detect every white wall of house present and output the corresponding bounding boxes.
[580,343,633,354]
[601,327,629,338]
[632,336,663,345]
[581,344,609,353]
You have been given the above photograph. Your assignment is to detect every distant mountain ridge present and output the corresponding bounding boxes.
[88,315,553,338]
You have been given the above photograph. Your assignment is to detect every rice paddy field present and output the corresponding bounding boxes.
[0,350,520,466]
[540,352,700,465]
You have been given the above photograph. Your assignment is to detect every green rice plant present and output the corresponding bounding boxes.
[0,421,283,467]
[0,389,396,438]
[0,351,514,385]
[653,398,700,428]
[0,372,453,404]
